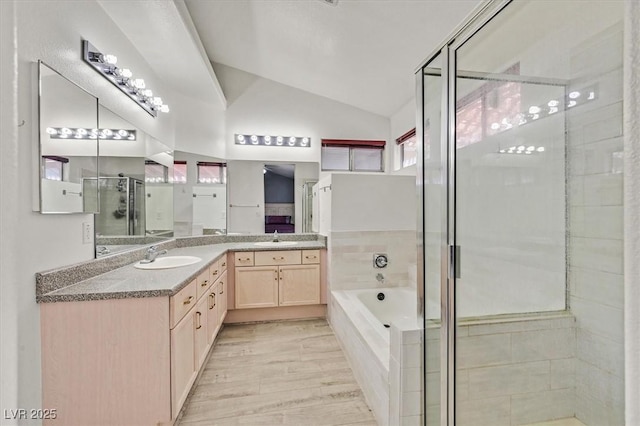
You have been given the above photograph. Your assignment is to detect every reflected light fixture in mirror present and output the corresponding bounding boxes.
[235,134,310,147]
[46,127,136,140]
[82,40,169,117]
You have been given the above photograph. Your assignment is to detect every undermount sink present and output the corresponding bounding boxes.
[253,241,298,247]
[134,256,202,270]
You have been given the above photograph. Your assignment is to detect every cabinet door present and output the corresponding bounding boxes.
[279,264,320,306]
[218,271,228,324]
[235,266,279,309]
[194,295,209,369]
[170,311,196,418]
[207,286,218,345]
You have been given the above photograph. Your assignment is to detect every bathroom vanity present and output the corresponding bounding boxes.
[36,236,326,426]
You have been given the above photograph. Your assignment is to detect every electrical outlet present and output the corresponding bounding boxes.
[82,222,93,244]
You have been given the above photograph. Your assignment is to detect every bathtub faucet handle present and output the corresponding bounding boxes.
[376,273,385,285]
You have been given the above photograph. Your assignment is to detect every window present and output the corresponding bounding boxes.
[145,161,168,183]
[42,156,68,181]
[172,160,187,184]
[197,162,226,184]
[396,128,417,168]
[321,139,385,172]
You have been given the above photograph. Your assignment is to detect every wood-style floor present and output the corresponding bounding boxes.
[177,319,377,425]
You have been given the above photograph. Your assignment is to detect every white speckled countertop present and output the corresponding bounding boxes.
[37,239,325,303]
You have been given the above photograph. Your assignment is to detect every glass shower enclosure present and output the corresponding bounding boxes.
[418,1,625,425]
[92,176,146,237]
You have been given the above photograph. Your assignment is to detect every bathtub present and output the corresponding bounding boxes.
[330,287,422,425]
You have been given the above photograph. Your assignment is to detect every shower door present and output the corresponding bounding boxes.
[420,1,626,425]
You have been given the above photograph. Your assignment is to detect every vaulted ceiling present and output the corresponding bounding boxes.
[184,0,481,117]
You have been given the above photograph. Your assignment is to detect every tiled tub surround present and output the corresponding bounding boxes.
[36,234,326,303]
[329,230,417,291]
[331,288,577,426]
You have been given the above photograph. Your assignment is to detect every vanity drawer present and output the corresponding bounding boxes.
[209,259,221,284]
[219,254,228,273]
[302,250,320,264]
[196,268,213,300]
[170,279,197,329]
[234,252,254,267]
[254,250,301,266]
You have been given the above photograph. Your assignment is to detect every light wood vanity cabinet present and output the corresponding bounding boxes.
[41,252,229,426]
[235,249,320,310]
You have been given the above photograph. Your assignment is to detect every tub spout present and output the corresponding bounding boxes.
[376,273,385,285]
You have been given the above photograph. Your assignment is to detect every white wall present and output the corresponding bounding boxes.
[226,160,265,234]
[331,174,416,232]
[217,63,390,166]
[1,1,219,419]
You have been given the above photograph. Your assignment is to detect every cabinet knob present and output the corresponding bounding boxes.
[222,262,226,267]
[273,256,285,260]
[305,255,317,259]
[201,280,209,287]
[212,270,219,275]
[183,296,194,305]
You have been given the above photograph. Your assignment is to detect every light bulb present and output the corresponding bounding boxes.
[525,151,532,155]
[103,129,113,136]
[118,130,128,137]
[527,146,535,152]
[302,137,309,145]
[490,122,500,130]
[276,136,283,145]
[103,54,117,65]
[159,105,169,113]
[569,91,580,99]
[74,132,83,139]
[251,135,258,142]
[537,147,545,152]
[128,134,135,140]
[144,89,153,97]
[532,114,540,120]
[528,106,541,114]
[113,134,121,140]
[588,92,595,100]
[61,127,72,135]
[517,145,525,151]
[237,135,245,142]
[549,107,559,114]
[499,149,506,153]
[152,97,163,106]
[289,136,296,143]
[133,79,145,89]
[46,127,57,135]
[548,100,559,107]
[120,69,132,78]
[568,100,577,108]
[59,133,68,139]
[264,136,271,145]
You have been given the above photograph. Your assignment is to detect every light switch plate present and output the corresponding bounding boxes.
[82,222,93,244]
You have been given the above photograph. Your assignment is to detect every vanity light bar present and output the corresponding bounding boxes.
[234,134,311,147]
[46,127,136,141]
[82,40,169,117]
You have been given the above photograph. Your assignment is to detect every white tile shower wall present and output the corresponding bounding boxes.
[567,23,625,426]
[423,314,576,426]
[330,230,417,291]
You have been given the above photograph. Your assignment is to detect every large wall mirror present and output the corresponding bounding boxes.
[227,160,318,234]
[94,105,174,257]
[38,61,99,213]
[173,151,227,236]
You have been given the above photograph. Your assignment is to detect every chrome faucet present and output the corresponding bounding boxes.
[272,230,279,243]
[140,245,168,264]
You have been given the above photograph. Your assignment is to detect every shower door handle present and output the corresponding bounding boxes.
[449,245,461,279]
